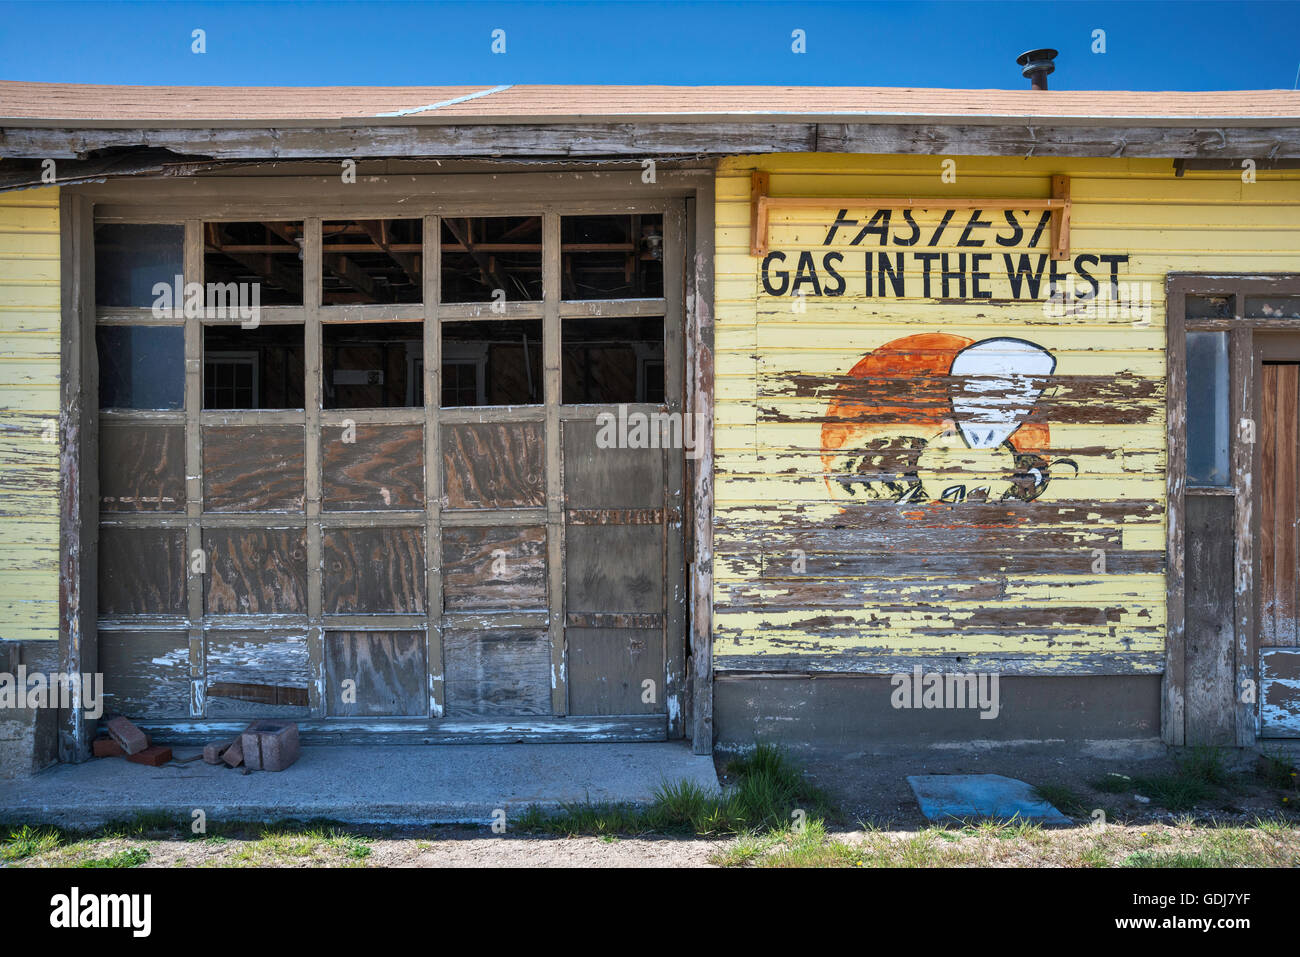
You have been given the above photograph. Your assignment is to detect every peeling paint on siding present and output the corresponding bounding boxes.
[0,187,60,641]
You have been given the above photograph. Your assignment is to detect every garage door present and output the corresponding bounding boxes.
[92,204,686,740]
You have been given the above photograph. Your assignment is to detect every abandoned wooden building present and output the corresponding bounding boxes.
[1,78,1299,775]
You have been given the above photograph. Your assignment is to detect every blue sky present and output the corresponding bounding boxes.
[1,0,1297,90]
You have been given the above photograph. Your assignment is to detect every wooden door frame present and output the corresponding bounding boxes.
[56,165,718,758]
[1166,273,1300,746]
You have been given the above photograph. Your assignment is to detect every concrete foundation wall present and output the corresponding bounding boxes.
[0,640,61,778]
[714,673,1162,754]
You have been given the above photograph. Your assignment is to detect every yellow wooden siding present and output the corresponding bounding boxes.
[713,155,1300,674]
[0,188,60,641]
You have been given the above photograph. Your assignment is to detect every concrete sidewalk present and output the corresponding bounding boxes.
[0,742,720,827]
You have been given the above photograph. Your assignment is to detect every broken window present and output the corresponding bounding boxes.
[561,316,664,404]
[322,219,423,305]
[1246,295,1300,320]
[440,216,542,303]
[561,214,664,300]
[323,322,424,409]
[440,320,542,406]
[203,324,305,409]
[203,221,304,306]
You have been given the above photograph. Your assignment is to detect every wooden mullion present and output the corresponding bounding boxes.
[303,217,325,717]
[543,209,566,716]
[689,178,716,754]
[1232,318,1257,745]
[424,214,444,718]
[183,220,205,718]
[663,201,687,737]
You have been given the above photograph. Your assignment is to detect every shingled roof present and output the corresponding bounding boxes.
[3,82,1299,127]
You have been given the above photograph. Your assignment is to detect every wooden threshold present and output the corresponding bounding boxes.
[130,715,669,745]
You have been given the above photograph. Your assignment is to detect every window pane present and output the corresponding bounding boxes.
[562,316,664,404]
[323,322,423,409]
[561,214,664,300]
[440,320,542,406]
[203,324,304,409]
[97,326,184,409]
[1245,295,1300,320]
[204,221,304,306]
[1186,294,1233,320]
[440,216,542,303]
[322,219,423,305]
[1186,331,1230,486]
[94,224,184,308]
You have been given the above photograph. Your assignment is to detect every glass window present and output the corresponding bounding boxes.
[1186,294,1233,320]
[561,214,664,300]
[203,324,304,409]
[322,219,423,305]
[1245,295,1300,320]
[94,224,184,308]
[440,320,542,406]
[96,326,185,409]
[203,221,304,306]
[440,217,542,303]
[323,322,424,409]
[562,317,664,404]
[1186,331,1230,487]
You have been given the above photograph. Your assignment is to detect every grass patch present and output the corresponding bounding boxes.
[1,825,64,862]
[514,743,834,842]
[78,846,150,868]
[1033,784,1086,817]
[1132,747,1233,812]
[229,825,372,866]
[1089,772,1133,795]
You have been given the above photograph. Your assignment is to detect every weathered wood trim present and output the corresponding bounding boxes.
[303,217,325,717]
[543,210,566,715]
[424,213,444,717]
[11,123,1300,163]
[688,176,716,754]
[128,714,668,744]
[716,652,1164,676]
[1165,278,1188,745]
[57,191,96,762]
[1232,320,1257,746]
[664,201,687,738]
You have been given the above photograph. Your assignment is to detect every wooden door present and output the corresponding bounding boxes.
[1259,353,1300,736]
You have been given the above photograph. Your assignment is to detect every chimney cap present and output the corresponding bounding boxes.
[1017,48,1058,73]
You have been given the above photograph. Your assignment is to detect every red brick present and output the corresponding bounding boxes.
[92,737,125,758]
[203,739,236,765]
[106,716,149,755]
[126,745,172,766]
[241,721,300,772]
[221,736,244,767]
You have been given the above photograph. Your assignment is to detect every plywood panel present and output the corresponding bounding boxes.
[1261,364,1299,647]
[442,422,545,509]
[99,424,185,512]
[325,631,426,716]
[444,628,550,716]
[566,524,663,614]
[1184,495,1236,745]
[98,630,190,719]
[202,425,305,511]
[322,424,424,511]
[1261,647,1300,737]
[322,526,426,614]
[568,627,663,716]
[97,526,187,617]
[441,525,546,611]
[206,630,310,717]
[204,527,308,615]
[563,418,664,508]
